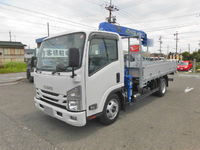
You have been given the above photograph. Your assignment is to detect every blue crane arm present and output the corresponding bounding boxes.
[99,22,147,45]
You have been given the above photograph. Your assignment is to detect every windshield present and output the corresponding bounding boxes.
[179,62,188,66]
[36,32,86,71]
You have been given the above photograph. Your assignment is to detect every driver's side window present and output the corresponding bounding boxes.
[89,38,118,76]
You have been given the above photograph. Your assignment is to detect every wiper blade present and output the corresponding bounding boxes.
[36,66,53,72]
[52,71,61,75]
[52,64,68,75]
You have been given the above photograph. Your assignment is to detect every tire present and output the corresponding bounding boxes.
[150,80,157,96]
[27,71,34,83]
[156,78,167,97]
[28,76,34,83]
[133,83,138,92]
[98,94,120,125]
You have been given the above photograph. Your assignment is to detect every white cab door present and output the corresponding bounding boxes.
[85,33,123,117]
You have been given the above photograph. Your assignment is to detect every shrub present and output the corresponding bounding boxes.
[0,61,27,74]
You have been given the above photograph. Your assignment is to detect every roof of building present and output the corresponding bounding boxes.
[0,41,26,47]
[35,37,47,43]
[24,49,35,53]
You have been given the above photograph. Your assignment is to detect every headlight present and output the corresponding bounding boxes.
[68,101,79,111]
[67,86,82,111]
[36,88,40,99]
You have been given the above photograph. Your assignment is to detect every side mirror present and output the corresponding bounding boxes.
[69,48,79,67]
[69,48,79,78]
[30,56,37,69]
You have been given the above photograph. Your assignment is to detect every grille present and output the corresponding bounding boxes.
[37,88,67,109]
[41,90,59,96]
[40,98,67,110]
[43,95,58,102]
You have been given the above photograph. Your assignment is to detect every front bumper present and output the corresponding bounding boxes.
[177,67,188,71]
[34,97,86,127]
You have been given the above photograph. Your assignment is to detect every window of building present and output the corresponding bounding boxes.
[11,48,15,55]
[89,38,118,75]
[15,58,24,62]
[2,58,11,63]
[4,48,11,55]
[21,49,24,55]
[15,49,21,55]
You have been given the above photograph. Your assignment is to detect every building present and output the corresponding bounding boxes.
[150,53,165,57]
[24,49,36,62]
[0,41,26,65]
[36,37,47,48]
[35,37,47,56]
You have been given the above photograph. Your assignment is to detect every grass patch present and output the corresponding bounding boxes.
[0,61,27,74]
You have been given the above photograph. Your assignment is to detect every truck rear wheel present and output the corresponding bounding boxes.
[150,80,158,96]
[98,94,120,125]
[156,78,166,97]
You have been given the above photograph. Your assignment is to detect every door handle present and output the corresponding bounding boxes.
[116,73,120,83]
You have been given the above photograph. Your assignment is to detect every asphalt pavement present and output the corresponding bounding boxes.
[0,75,200,150]
[0,71,200,85]
[0,72,26,84]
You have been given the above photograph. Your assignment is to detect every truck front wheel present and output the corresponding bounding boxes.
[156,78,166,97]
[98,94,120,125]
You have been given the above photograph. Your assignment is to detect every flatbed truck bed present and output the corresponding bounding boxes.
[127,60,177,88]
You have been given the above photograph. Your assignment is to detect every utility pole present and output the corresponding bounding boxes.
[47,22,49,36]
[174,31,179,54]
[188,44,190,53]
[198,40,200,48]
[167,46,169,55]
[158,36,162,53]
[105,0,119,24]
[9,30,11,41]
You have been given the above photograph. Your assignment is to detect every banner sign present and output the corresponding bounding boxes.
[130,45,139,52]
[42,48,68,57]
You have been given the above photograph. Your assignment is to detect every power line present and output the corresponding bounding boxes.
[0,14,74,31]
[117,9,154,28]
[0,2,97,30]
[0,6,92,31]
[124,12,198,25]
[139,0,200,18]
[118,0,152,9]
[85,0,105,6]
[145,21,200,32]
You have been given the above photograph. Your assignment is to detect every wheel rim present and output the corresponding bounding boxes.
[161,80,166,94]
[106,99,119,120]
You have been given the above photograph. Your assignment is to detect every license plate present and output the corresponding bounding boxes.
[181,68,183,70]
[44,106,54,117]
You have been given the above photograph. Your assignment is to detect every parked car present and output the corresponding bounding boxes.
[177,61,192,71]
[26,58,37,83]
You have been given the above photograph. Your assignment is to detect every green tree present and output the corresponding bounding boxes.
[182,51,191,60]
[198,49,200,54]
[191,51,200,62]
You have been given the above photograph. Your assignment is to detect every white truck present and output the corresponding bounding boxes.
[32,22,177,127]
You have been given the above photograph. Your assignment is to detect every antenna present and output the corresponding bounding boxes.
[9,30,11,41]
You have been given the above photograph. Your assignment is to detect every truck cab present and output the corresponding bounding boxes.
[34,31,124,126]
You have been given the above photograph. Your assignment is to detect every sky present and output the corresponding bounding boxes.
[0,0,200,54]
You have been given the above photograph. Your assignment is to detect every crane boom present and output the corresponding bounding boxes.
[99,22,147,46]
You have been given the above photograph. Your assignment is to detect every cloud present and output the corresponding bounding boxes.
[0,0,199,53]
